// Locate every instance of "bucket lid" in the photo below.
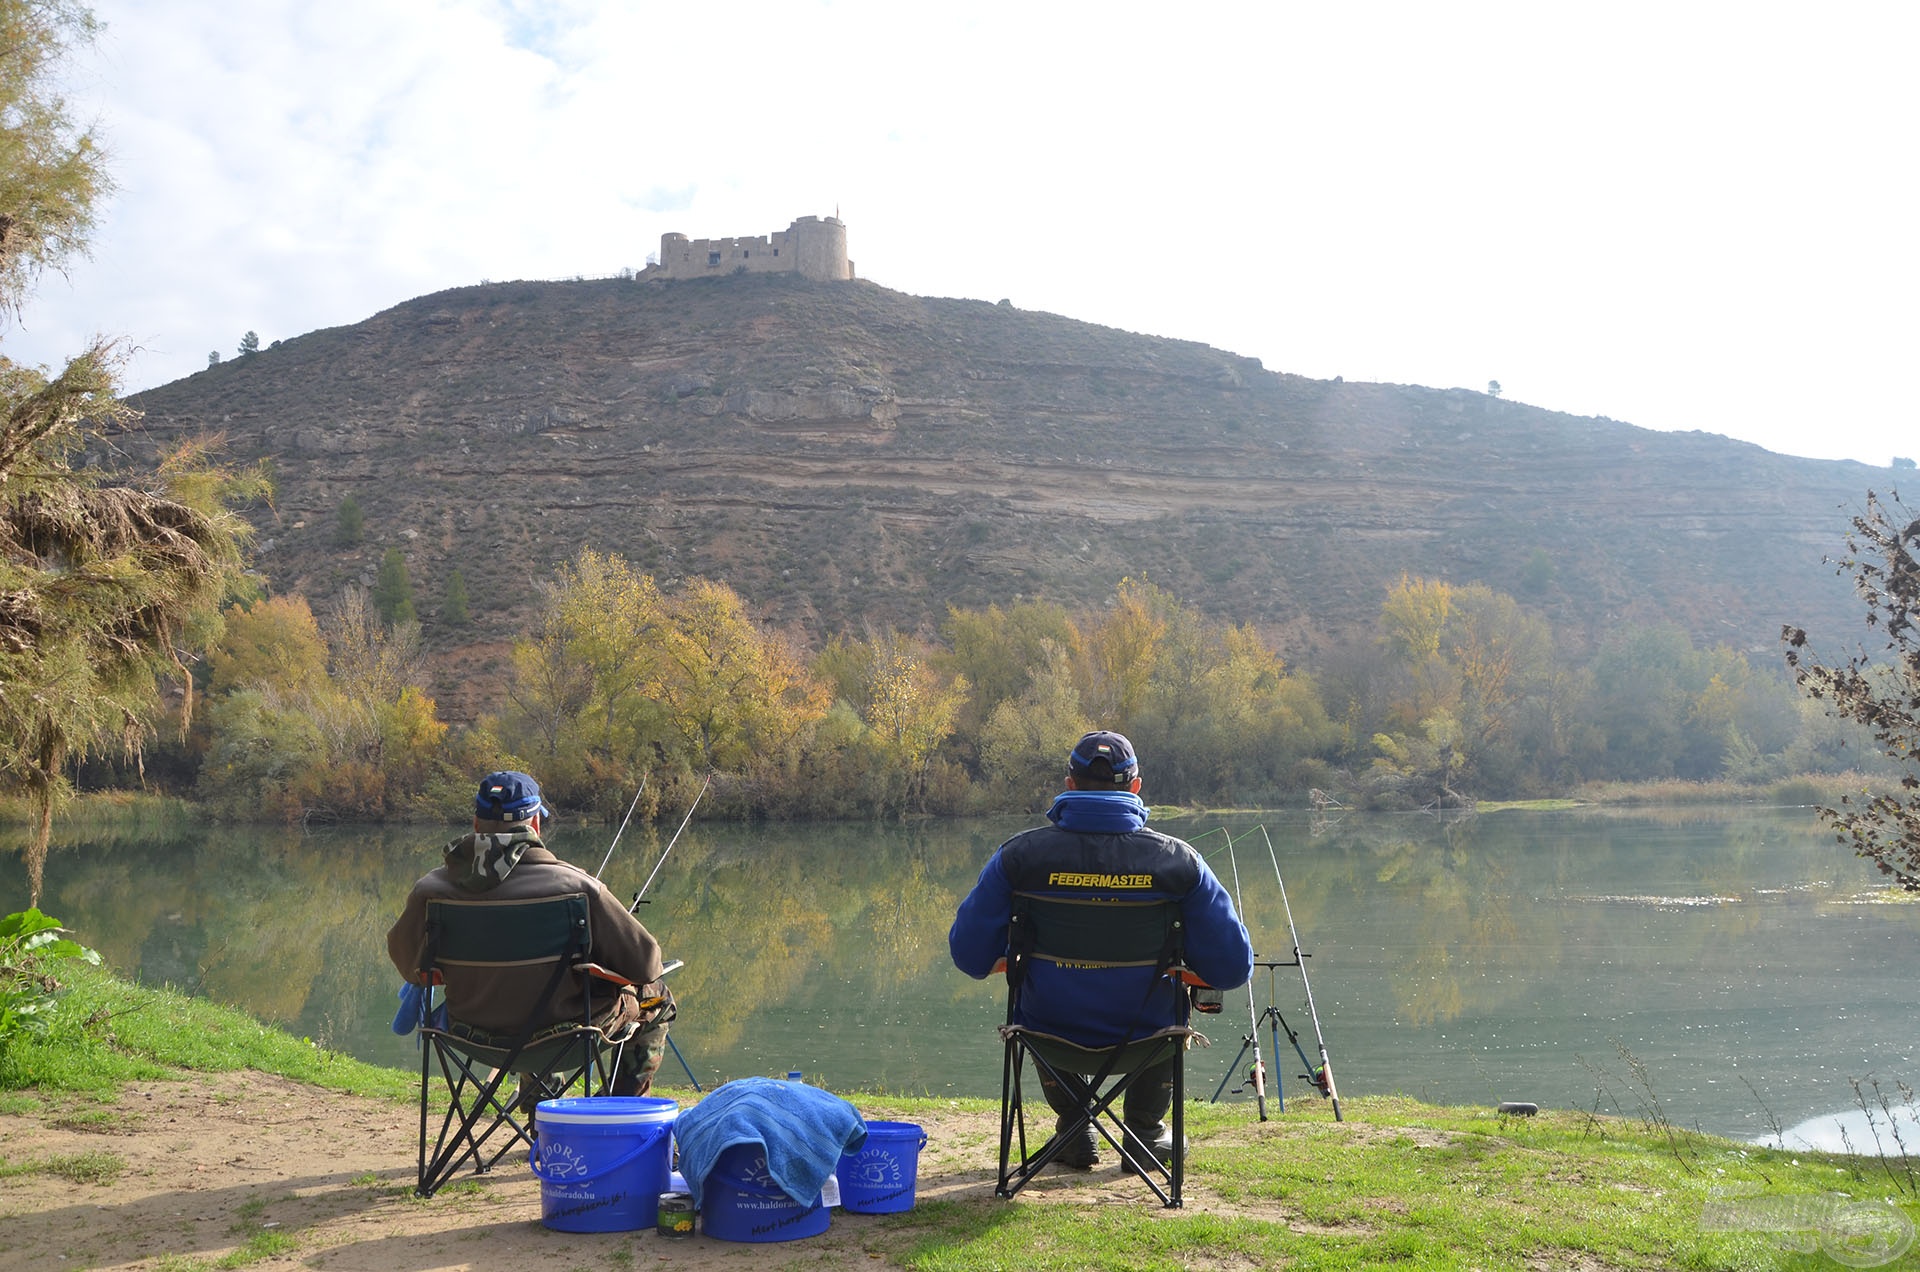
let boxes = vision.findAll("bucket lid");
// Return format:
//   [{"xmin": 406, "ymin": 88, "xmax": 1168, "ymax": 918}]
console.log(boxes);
[{"xmin": 537, "ymin": 1095, "xmax": 679, "ymax": 1125}]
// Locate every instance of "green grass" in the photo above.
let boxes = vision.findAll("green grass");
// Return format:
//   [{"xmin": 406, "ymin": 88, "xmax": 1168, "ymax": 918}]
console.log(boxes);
[
  {"xmin": 0, "ymin": 960, "xmax": 415, "ymax": 1102},
  {"xmin": 835, "ymin": 1094, "xmax": 1920, "ymax": 1271},
  {"xmin": 0, "ymin": 1148, "xmax": 125, "ymax": 1183},
  {"xmin": 3, "ymin": 965, "xmax": 1916, "ymax": 1270}
]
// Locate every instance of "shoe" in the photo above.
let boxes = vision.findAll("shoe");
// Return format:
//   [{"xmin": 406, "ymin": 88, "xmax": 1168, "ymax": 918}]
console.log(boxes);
[
  {"xmin": 1118, "ymin": 1122, "xmax": 1181, "ymax": 1176},
  {"xmin": 1049, "ymin": 1118, "xmax": 1099, "ymax": 1169}
]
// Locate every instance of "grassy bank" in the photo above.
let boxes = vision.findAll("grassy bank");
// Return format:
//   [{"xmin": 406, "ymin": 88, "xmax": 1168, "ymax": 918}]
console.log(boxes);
[{"xmin": 4, "ymin": 965, "xmax": 1917, "ymax": 1269}]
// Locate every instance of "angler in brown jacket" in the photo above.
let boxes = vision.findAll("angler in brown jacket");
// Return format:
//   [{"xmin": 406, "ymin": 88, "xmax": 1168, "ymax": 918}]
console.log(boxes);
[{"xmin": 387, "ymin": 770, "xmax": 673, "ymax": 1095}]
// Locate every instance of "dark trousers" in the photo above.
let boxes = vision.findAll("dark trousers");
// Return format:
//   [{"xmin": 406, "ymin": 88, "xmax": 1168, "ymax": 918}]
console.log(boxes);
[{"xmin": 1036, "ymin": 1056, "xmax": 1175, "ymax": 1129}]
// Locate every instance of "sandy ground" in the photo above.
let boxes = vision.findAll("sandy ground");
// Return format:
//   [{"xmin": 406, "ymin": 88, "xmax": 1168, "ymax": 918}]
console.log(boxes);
[{"xmin": 0, "ymin": 1071, "xmax": 1209, "ymax": 1271}]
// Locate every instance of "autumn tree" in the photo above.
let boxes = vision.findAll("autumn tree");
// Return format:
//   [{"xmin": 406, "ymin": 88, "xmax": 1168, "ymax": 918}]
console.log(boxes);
[
  {"xmin": 208, "ymin": 595, "xmax": 328, "ymax": 697},
  {"xmin": 813, "ymin": 627, "xmax": 969, "ymax": 813},
  {"xmin": 653, "ymin": 578, "xmax": 826, "ymax": 777},
  {"xmin": 941, "ymin": 599, "xmax": 1079, "ymax": 738},
  {"xmin": 1, "ymin": 1, "xmax": 263, "ymax": 899},
  {"xmin": 1078, "ymin": 577, "xmax": 1176, "ymax": 729},
  {"xmin": 197, "ymin": 589, "xmax": 448, "ymax": 821},
  {"xmin": 504, "ymin": 549, "xmax": 668, "ymax": 803},
  {"xmin": 1784, "ymin": 491, "xmax": 1920, "ymax": 888}
]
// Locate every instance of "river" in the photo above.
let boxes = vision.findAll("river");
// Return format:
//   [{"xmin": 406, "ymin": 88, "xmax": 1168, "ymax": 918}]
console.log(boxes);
[{"xmin": 4, "ymin": 803, "xmax": 1913, "ymax": 1147}]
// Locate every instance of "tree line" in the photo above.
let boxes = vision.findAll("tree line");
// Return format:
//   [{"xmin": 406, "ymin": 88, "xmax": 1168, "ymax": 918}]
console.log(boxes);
[{"xmin": 167, "ymin": 548, "xmax": 1893, "ymax": 828}]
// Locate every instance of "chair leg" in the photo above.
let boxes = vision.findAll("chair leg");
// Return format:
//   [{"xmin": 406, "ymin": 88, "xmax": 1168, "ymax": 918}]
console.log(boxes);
[
  {"xmin": 1169, "ymin": 1043, "xmax": 1185, "ymax": 1208},
  {"xmin": 418, "ymin": 1045, "xmax": 527, "ymax": 1197}
]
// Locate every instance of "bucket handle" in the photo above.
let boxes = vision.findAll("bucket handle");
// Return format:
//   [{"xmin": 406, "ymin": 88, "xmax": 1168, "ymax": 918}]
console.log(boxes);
[{"xmin": 529, "ymin": 1129, "xmax": 661, "ymax": 1185}]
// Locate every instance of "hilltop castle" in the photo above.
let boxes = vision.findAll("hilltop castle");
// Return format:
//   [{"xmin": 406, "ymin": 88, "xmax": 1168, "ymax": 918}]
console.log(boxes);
[{"xmin": 654, "ymin": 215, "xmax": 854, "ymax": 283}]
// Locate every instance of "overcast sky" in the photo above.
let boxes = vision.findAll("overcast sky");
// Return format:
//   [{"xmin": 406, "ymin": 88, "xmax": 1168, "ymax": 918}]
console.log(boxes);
[{"xmin": 8, "ymin": 1, "xmax": 1916, "ymax": 467}]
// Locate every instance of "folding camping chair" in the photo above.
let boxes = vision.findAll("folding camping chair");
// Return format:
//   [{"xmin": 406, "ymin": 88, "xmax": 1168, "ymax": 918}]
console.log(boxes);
[
  {"xmin": 412, "ymin": 892, "xmax": 665, "ymax": 1197},
  {"xmin": 996, "ymin": 894, "xmax": 1200, "ymax": 1208}
]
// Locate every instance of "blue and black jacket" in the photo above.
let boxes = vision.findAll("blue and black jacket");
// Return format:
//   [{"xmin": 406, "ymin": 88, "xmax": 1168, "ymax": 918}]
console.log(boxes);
[{"xmin": 949, "ymin": 791, "xmax": 1254, "ymax": 1048}]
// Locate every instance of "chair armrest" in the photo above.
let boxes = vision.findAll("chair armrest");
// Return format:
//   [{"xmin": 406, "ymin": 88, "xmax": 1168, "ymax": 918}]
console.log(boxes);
[{"xmin": 576, "ymin": 962, "xmax": 636, "ymax": 988}]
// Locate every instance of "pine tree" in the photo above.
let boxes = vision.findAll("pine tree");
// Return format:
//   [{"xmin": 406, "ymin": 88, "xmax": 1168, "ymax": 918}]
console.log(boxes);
[
  {"xmin": 334, "ymin": 494, "xmax": 364, "ymax": 545},
  {"xmin": 374, "ymin": 548, "xmax": 417, "ymax": 624},
  {"xmin": 441, "ymin": 569, "xmax": 470, "ymax": 626}
]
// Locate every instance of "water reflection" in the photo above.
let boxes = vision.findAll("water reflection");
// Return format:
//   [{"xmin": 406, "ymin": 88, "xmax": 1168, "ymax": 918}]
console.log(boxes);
[{"xmin": 3, "ymin": 806, "xmax": 1914, "ymax": 1144}]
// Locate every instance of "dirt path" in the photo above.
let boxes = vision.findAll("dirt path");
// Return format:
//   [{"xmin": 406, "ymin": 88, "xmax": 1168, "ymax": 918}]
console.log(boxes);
[{"xmin": 0, "ymin": 1072, "xmax": 1191, "ymax": 1271}]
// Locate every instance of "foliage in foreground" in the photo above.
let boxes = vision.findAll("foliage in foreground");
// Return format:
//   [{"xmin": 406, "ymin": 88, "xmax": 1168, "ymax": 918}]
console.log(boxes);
[{"xmin": 0, "ymin": 909, "xmax": 98, "ymax": 1052}]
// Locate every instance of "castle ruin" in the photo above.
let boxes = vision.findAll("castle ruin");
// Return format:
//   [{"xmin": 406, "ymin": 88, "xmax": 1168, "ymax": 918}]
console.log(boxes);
[{"xmin": 654, "ymin": 215, "xmax": 854, "ymax": 283}]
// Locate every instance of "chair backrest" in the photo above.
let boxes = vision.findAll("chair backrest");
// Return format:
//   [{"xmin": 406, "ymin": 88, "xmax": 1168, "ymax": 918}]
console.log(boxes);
[
  {"xmin": 424, "ymin": 893, "xmax": 592, "ymax": 970},
  {"xmin": 421, "ymin": 893, "xmax": 594, "ymax": 1037},
  {"xmin": 1007, "ymin": 893, "xmax": 1185, "ymax": 988}
]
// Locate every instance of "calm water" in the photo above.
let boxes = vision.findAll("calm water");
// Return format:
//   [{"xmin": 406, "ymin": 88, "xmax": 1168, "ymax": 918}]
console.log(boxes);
[{"xmin": 3, "ymin": 805, "xmax": 1913, "ymax": 1145}]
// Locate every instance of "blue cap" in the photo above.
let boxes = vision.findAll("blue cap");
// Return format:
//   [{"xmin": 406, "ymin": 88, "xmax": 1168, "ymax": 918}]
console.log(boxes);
[
  {"xmin": 1069, "ymin": 731, "xmax": 1138, "ymax": 786},
  {"xmin": 475, "ymin": 770, "xmax": 552, "ymax": 823}
]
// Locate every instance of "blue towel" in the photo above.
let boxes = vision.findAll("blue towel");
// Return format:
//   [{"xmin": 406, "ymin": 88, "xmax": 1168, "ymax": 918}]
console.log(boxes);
[
  {"xmin": 389, "ymin": 981, "xmax": 446, "ymax": 1036},
  {"xmin": 674, "ymin": 1077, "xmax": 868, "ymax": 1210}
]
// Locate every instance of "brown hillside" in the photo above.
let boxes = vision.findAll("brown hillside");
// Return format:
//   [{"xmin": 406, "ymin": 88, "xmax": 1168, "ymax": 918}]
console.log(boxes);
[{"xmin": 119, "ymin": 272, "xmax": 1878, "ymax": 719}]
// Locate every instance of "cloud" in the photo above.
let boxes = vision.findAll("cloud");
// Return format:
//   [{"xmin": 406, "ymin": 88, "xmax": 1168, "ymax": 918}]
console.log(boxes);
[{"xmin": 3, "ymin": 0, "xmax": 1916, "ymax": 467}]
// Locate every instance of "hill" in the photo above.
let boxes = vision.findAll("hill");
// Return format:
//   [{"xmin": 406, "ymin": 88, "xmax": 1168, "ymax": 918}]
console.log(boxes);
[{"xmin": 118, "ymin": 272, "xmax": 1881, "ymax": 717}]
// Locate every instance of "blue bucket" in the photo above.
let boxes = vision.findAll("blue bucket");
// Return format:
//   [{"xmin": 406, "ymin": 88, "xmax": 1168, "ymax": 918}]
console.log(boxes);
[
  {"xmin": 836, "ymin": 1121, "xmax": 928, "ymax": 1214},
  {"xmin": 530, "ymin": 1096, "xmax": 676, "ymax": 1233},
  {"xmin": 701, "ymin": 1143, "xmax": 829, "ymax": 1242}
]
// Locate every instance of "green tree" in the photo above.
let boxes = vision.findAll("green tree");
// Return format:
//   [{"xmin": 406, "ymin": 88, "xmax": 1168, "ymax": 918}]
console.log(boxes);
[
  {"xmin": 237, "ymin": 330, "xmax": 260, "ymax": 357},
  {"xmin": 1784, "ymin": 491, "xmax": 1920, "ymax": 889},
  {"xmin": 0, "ymin": 1, "xmax": 107, "ymax": 318},
  {"xmin": 334, "ymin": 494, "xmax": 363, "ymax": 546},
  {"xmin": 207, "ymin": 350, "xmax": 220, "ymax": 367},
  {"xmin": 0, "ymin": 0, "xmax": 263, "ymax": 901},
  {"xmin": 440, "ymin": 568, "xmax": 470, "ymax": 626},
  {"xmin": 372, "ymin": 548, "xmax": 415, "ymax": 624}
]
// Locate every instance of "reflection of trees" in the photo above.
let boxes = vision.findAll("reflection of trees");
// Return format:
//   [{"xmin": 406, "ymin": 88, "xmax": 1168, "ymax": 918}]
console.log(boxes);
[{"xmin": 636, "ymin": 824, "xmax": 965, "ymax": 1060}]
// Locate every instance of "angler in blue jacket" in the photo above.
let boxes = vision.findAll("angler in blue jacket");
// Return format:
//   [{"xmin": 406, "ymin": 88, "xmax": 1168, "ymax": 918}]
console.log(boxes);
[{"xmin": 950, "ymin": 731, "xmax": 1254, "ymax": 1170}]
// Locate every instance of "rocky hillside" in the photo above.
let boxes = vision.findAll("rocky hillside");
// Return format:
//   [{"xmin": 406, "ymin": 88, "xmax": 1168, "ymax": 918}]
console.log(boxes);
[{"xmin": 118, "ymin": 271, "xmax": 1883, "ymax": 716}]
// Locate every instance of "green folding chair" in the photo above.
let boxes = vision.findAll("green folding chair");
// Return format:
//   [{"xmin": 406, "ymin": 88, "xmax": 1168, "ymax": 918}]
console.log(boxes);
[
  {"xmin": 412, "ymin": 893, "xmax": 652, "ymax": 1197},
  {"xmin": 996, "ymin": 894, "xmax": 1199, "ymax": 1208}
]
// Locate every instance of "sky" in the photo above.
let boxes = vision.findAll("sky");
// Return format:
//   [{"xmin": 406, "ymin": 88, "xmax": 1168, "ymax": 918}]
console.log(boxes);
[{"xmin": 8, "ymin": 0, "xmax": 1917, "ymax": 467}]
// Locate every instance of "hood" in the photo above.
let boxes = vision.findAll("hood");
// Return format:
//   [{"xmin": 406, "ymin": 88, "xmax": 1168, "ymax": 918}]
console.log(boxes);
[{"xmin": 441, "ymin": 829, "xmax": 541, "ymax": 892}]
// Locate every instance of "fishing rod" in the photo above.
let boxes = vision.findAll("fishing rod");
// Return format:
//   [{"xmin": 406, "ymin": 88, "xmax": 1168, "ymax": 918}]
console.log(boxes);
[
  {"xmin": 594, "ymin": 775, "xmax": 648, "ymax": 879},
  {"xmin": 1258, "ymin": 824, "xmax": 1343, "ymax": 1121},
  {"xmin": 1221, "ymin": 828, "xmax": 1269, "ymax": 1120},
  {"xmin": 630, "ymin": 770, "xmax": 712, "ymax": 912},
  {"xmin": 617, "ymin": 770, "xmax": 713, "ymax": 1092}
]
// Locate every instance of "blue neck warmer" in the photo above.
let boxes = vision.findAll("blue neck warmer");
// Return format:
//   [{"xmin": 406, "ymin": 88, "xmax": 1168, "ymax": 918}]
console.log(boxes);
[{"xmin": 1048, "ymin": 790, "xmax": 1149, "ymax": 834}]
